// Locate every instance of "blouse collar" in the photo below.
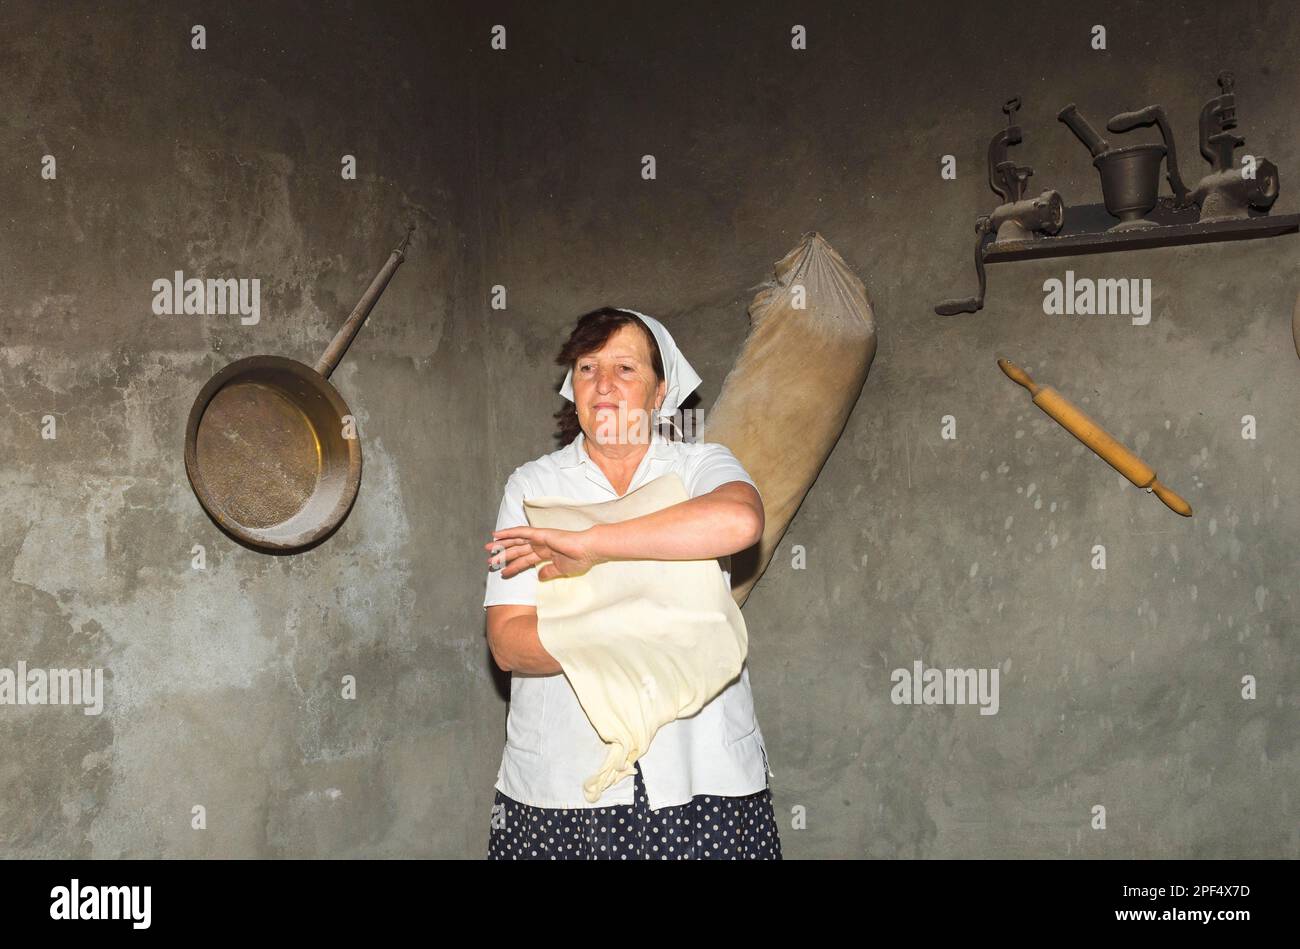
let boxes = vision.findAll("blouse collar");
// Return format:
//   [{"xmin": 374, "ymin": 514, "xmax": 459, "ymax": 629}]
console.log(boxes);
[{"xmin": 560, "ymin": 427, "xmax": 675, "ymax": 470}]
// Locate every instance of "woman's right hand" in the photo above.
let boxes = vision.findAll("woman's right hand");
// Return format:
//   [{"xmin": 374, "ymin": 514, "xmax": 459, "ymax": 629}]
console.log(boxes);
[{"xmin": 486, "ymin": 526, "xmax": 603, "ymax": 581}]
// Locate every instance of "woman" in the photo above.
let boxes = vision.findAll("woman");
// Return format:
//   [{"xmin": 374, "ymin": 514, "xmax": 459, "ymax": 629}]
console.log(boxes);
[{"xmin": 482, "ymin": 306, "xmax": 782, "ymax": 859}]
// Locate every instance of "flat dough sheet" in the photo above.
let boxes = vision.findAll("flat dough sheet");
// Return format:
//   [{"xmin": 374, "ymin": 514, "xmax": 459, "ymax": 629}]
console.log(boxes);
[{"xmin": 524, "ymin": 472, "xmax": 749, "ymax": 803}]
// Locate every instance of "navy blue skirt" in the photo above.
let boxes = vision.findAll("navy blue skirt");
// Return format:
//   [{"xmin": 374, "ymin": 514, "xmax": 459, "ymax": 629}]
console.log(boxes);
[{"xmin": 488, "ymin": 761, "xmax": 782, "ymax": 860}]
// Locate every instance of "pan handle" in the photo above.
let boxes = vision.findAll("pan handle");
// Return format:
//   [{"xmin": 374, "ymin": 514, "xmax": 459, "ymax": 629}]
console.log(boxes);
[{"xmin": 314, "ymin": 225, "xmax": 414, "ymax": 379}]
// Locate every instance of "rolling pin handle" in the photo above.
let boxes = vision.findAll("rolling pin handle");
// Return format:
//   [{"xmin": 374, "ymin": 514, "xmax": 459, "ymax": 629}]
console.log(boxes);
[
  {"xmin": 1151, "ymin": 480, "xmax": 1193, "ymax": 517},
  {"xmin": 997, "ymin": 358, "xmax": 1039, "ymax": 394}
]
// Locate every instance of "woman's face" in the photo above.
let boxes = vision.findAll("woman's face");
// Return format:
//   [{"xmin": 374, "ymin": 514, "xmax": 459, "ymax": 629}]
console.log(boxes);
[{"xmin": 572, "ymin": 323, "xmax": 667, "ymax": 447}]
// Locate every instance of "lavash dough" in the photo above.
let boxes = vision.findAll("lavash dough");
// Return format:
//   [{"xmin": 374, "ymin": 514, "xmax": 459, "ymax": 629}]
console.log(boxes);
[{"xmin": 523, "ymin": 472, "xmax": 748, "ymax": 803}]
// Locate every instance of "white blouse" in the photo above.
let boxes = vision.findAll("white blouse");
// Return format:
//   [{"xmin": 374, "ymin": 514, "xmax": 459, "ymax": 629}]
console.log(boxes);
[{"xmin": 483, "ymin": 429, "xmax": 772, "ymax": 810}]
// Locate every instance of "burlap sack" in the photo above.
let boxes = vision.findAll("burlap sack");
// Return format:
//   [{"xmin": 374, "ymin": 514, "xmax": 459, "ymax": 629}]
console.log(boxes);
[{"xmin": 702, "ymin": 231, "xmax": 878, "ymax": 607}]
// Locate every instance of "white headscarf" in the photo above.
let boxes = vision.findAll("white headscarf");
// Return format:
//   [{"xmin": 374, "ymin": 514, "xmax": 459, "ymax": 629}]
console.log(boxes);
[{"xmin": 559, "ymin": 308, "xmax": 702, "ymax": 437}]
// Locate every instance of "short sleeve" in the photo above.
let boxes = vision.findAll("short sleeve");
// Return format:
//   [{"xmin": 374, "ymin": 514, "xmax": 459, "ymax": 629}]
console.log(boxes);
[
  {"xmin": 482, "ymin": 470, "xmax": 540, "ymax": 611},
  {"xmin": 685, "ymin": 442, "xmax": 762, "ymax": 503}
]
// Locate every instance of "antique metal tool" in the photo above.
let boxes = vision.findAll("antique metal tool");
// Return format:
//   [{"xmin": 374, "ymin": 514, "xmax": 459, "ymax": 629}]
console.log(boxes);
[
  {"xmin": 933, "ymin": 83, "xmax": 1297, "ymax": 294},
  {"xmin": 1059, "ymin": 101, "xmax": 1191, "ymax": 231},
  {"xmin": 1188, "ymin": 71, "xmax": 1279, "ymax": 223},
  {"xmin": 935, "ymin": 98, "xmax": 1064, "ymax": 315},
  {"xmin": 1293, "ymin": 289, "xmax": 1300, "ymax": 362},
  {"xmin": 998, "ymin": 358, "xmax": 1191, "ymax": 517},
  {"xmin": 184, "ymin": 227, "xmax": 413, "ymax": 552}
]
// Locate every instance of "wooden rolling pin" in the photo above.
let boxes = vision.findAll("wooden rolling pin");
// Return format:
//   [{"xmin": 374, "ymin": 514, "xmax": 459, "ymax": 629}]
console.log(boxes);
[{"xmin": 998, "ymin": 358, "xmax": 1192, "ymax": 517}]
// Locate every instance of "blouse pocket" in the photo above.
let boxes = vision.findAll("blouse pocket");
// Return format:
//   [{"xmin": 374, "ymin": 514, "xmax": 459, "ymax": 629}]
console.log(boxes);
[{"xmin": 506, "ymin": 674, "xmax": 547, "ymax": 755}]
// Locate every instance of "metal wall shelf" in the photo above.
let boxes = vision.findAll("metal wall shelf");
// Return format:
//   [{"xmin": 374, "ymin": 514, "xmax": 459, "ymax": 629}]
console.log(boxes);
[{"xmin": 982, "ymin": 198, "xmax": 1300, "ymax": 263}]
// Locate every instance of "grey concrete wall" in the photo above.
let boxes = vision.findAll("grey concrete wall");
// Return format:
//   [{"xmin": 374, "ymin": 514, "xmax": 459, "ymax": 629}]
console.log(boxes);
[{"xmin": 1, "ymin": 0, "xmax": 1295, "ymax": 858}]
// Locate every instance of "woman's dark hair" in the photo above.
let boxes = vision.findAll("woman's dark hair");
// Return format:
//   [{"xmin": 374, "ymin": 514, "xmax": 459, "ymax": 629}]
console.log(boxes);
[{"xmin": 554, "ymin": 307, "xmax": 666, "ymax": 445}]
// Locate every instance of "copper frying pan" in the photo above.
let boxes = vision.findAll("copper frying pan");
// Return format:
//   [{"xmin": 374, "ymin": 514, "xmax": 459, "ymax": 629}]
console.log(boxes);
[{"xmin": 184, "ymin": 229, "xmax": 412, "ymax": 552}]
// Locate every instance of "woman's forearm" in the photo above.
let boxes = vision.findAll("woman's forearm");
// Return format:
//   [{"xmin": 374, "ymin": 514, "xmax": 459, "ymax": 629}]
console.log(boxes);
[
  {"xmin": 587, "ymin": 486, "xmax": 762, "ymax": 563},
  {"xmin": 498, "ymin": 612, "xmax": 563, "ymax": 675}
]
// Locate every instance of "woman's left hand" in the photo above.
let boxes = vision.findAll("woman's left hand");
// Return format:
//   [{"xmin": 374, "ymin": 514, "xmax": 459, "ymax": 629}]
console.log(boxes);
[{"xmin": 486, "ymin": 526, "xmax": 603, "ymax": 581}]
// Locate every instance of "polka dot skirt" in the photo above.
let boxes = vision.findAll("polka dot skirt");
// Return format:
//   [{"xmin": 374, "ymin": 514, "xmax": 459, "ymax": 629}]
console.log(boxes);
[{"xmin": 488, "ymin": 761, "xmax": 782, "ymax": 860}]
